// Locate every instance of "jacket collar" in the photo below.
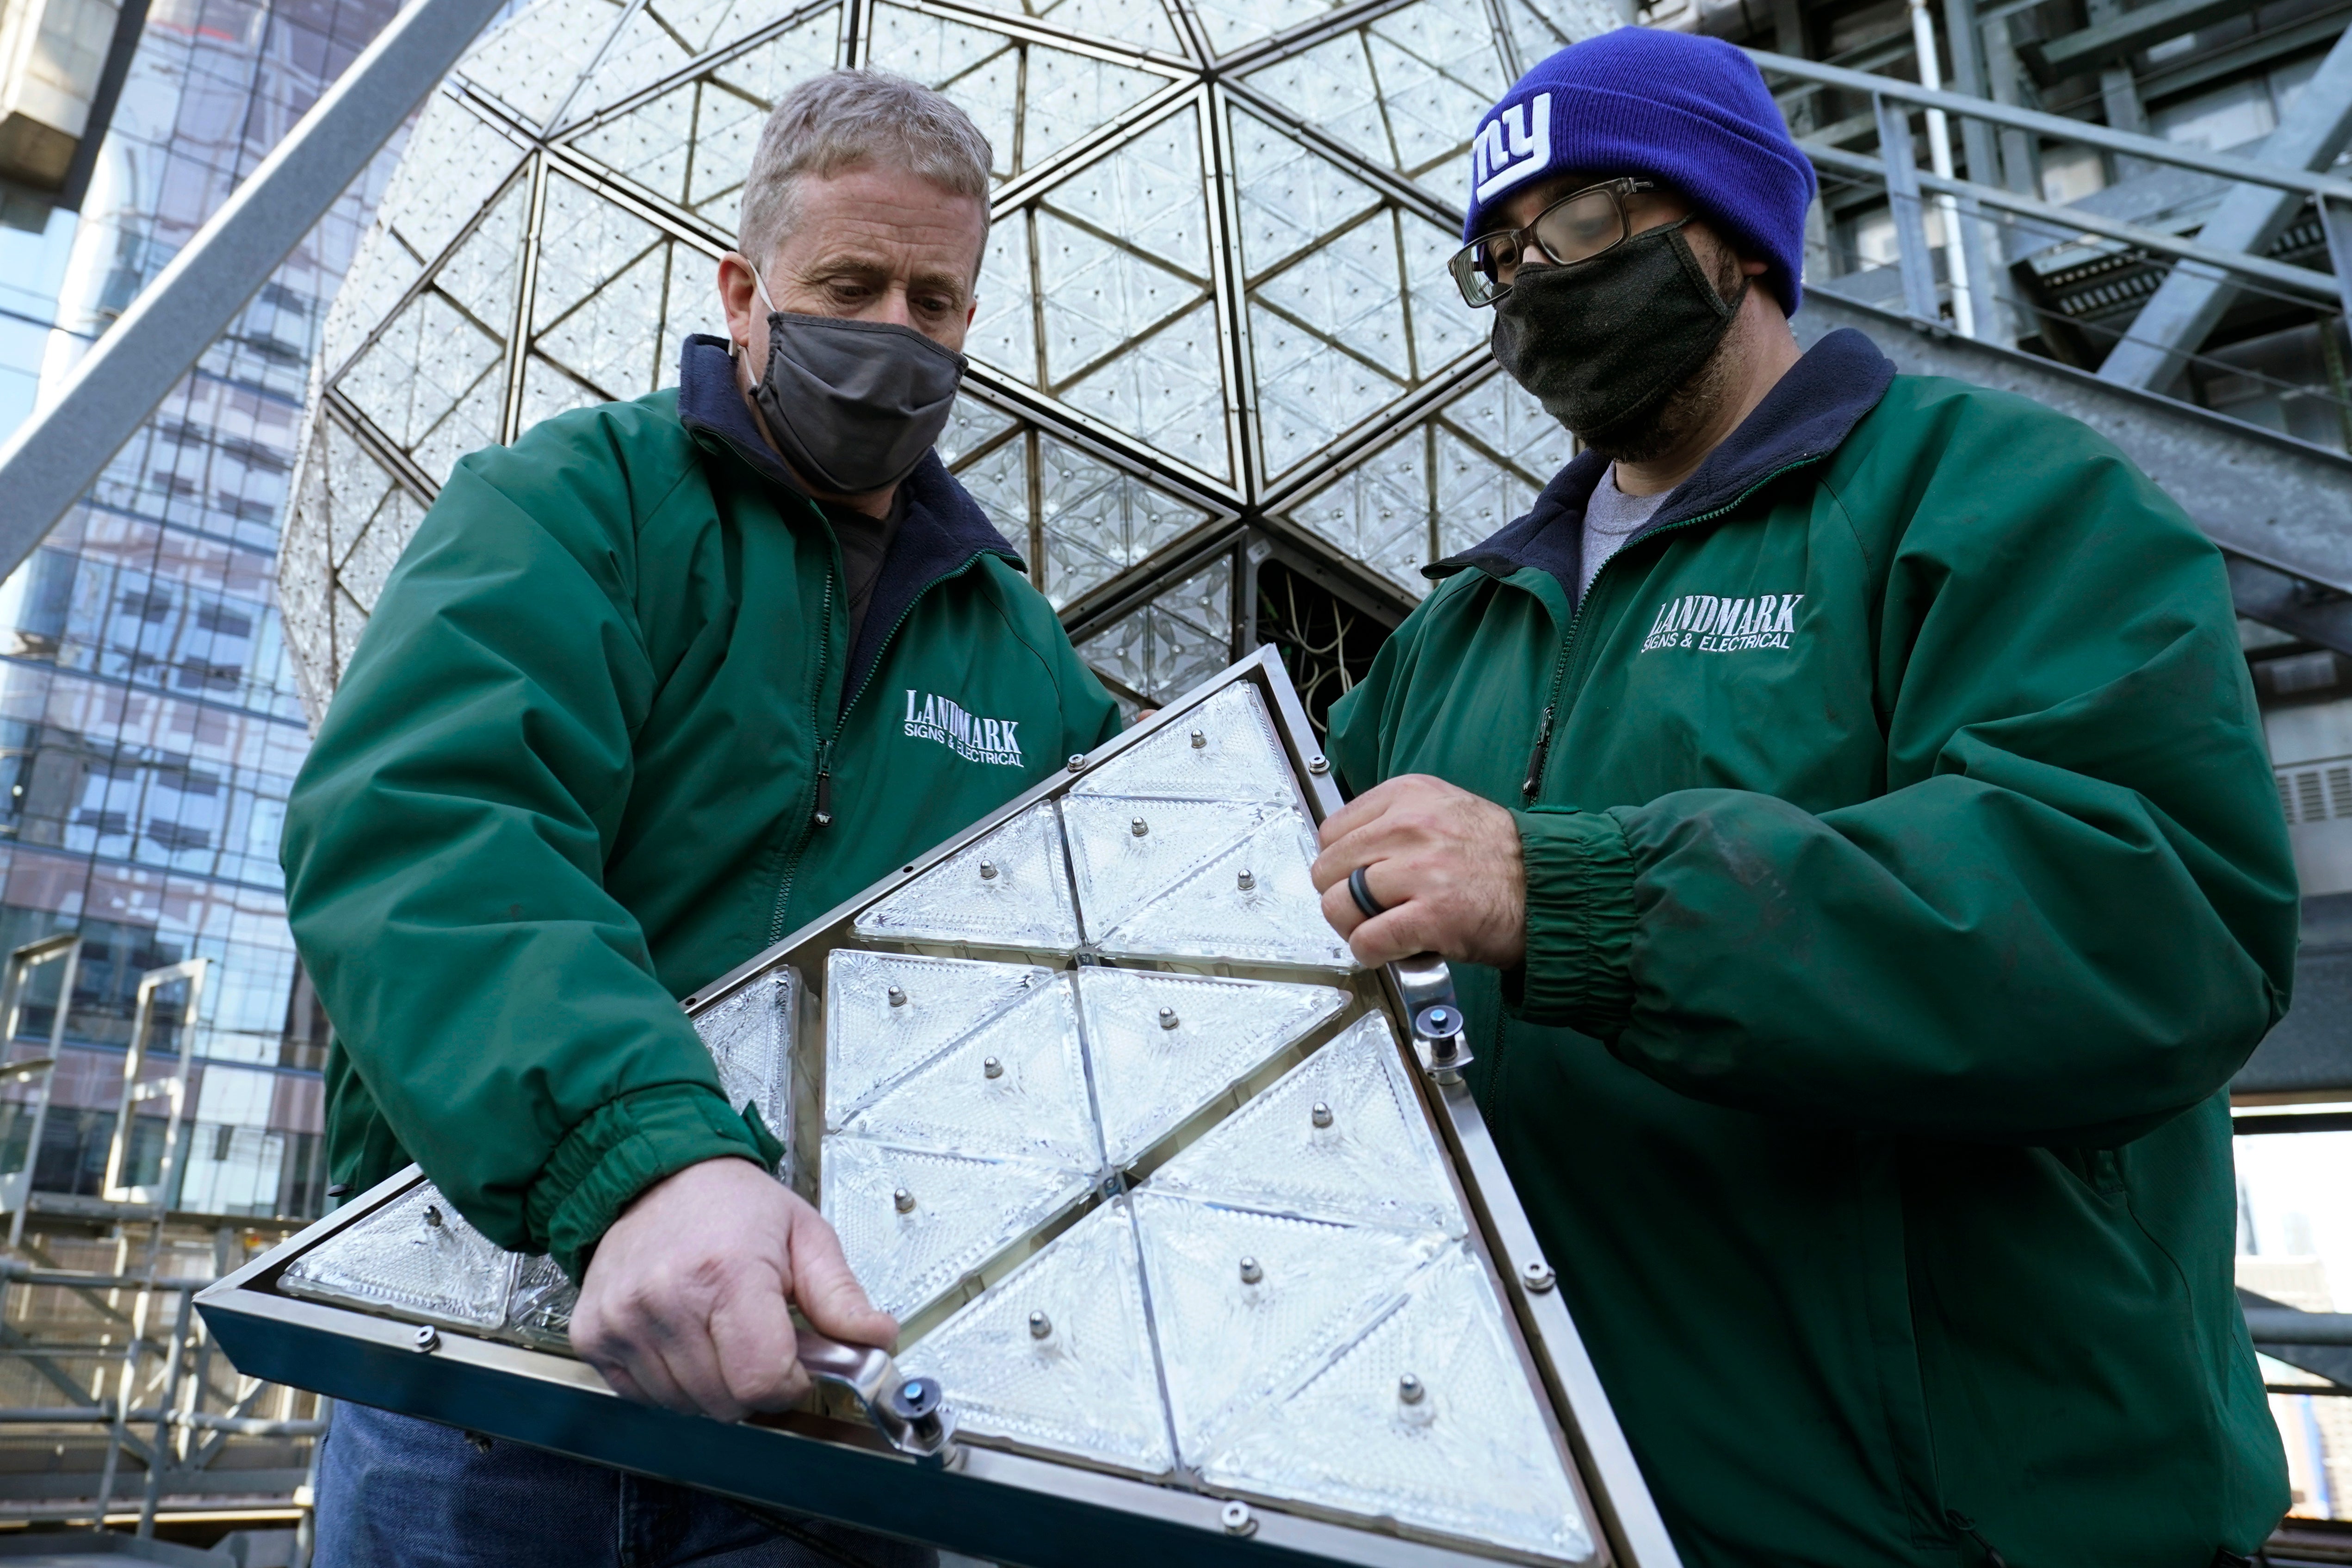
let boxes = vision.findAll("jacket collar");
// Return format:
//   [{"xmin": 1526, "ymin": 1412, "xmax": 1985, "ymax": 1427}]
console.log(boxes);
[
  {"xmin": 1430, "ymin": 328, "xmax": 1898, "ymax": 595},
  {"xmin": 676, "ymin": 333, "xmax": 1023, "ymax": 693}
]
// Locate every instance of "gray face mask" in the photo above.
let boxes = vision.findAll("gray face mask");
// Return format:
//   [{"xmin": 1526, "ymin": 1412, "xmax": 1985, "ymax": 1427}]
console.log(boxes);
[{"xmin": 743, "ymin": 268, "xmax": 967, "ymax": 494}]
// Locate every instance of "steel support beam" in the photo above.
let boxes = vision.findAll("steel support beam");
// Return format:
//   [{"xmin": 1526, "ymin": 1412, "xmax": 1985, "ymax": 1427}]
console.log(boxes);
[
  {"xmin": 0, "ymin": 0, "xmax": 507, "ymax": 580},
  {"xmin": 1795, "ymin": 292, "xmax": 2352, "ymax": 651},
  {"xmin": 2098, "ymin": 23, "xmax": 2352, "ymax": 393}
]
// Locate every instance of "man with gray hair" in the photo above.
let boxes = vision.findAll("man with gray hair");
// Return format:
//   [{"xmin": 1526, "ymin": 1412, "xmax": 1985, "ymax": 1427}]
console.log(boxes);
[{"xmin": 284, "ymin": 71, "xmax": 1119, "ymax": 1564}]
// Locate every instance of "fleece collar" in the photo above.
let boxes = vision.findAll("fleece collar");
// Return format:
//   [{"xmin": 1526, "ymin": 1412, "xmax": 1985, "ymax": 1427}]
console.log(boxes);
[
  {"xmin": 1430, "ymin": 327, "xmax": 1897, "ymax": 598},
  {"xmin": 675, "ymin": 333, "xmax": 1021, "ymax": 694}
]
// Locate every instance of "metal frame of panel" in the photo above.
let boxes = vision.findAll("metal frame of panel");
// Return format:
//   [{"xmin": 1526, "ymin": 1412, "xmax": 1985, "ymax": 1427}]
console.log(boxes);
[{"xmin": 196, "ymin": 647, "xmax": 1678, "ymax": 1568}]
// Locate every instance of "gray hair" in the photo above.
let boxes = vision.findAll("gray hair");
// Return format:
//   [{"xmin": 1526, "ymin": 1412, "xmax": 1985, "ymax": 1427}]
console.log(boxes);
[{"xmin": 737, "ymin": 70, "xmax": 993, "ymax": 273}]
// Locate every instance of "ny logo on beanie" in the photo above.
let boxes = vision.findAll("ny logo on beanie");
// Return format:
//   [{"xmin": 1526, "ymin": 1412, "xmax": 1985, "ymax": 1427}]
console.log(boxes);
[{"xmin": 1473, "ymin": 92, "xmax": 1553, "ymax": 203}]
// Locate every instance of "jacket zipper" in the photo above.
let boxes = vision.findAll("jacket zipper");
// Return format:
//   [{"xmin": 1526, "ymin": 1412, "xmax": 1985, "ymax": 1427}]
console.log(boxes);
[
  {"xmin": 1518, "ymin": 455, "xmax": 1829, "ymax": 804},
  {"xmin": 763, "ymin": 552, "xmax": 1008, "ymax": 946},
  {"xmin": 1495, "ymin": 453, "xmax": 1832, "ymax": 1095}
]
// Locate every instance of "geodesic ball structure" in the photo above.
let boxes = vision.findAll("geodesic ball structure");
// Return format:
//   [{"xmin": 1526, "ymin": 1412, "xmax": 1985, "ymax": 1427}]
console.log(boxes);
[{"xmin": 278, "ymin": 0, "xmax": 1616, "ymax": 723}]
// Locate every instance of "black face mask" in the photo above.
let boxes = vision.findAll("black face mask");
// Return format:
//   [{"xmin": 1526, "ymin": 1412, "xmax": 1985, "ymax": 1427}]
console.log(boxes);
[
  {"xmin": 744, "ymin": 275, "xmax": 967, "ymax": 495},
  {"xmin": 1488, "ymin": 219, "xmax": 1747, "ymax": 445}
]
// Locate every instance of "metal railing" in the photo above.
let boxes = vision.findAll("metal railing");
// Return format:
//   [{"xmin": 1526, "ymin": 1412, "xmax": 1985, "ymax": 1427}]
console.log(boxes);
[{"xmin": 1751, "ymin": 45, "xmax": 2352, "ymax": 329}]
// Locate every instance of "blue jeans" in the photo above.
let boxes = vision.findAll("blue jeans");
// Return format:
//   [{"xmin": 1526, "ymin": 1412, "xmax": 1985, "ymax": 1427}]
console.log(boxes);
[{"xmin": 315, "ymin": 1402, "xmax": 940, "ymax": 1568}]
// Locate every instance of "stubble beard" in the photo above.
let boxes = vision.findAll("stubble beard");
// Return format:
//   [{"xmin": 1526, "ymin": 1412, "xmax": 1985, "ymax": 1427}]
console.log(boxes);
[{"xmin": 1578, "ymin": 243, "xmax": 1750, "ymax": 466}]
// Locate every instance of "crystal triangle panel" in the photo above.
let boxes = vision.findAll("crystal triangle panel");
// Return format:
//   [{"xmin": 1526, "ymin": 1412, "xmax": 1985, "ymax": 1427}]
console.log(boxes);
[
  {"xmin": 1199, "ymin": 1245, "xmax": 1595, "ymax": 1562},
  {"xmin": 1035, "ymin": 431, "xmax": 1213, "ymax": 608},
  {"xmin": 941, "ymin": 0, "xmax": 1181, "ymax": 56},
  {"xmin": 820, "ymin": 1137, "xmax": 1090, "ymax": 1321},
  {"xmin": 1129, "ymin": 1190, "xmax": 1442, "ymax": 1462},
  {"xmin": 840, "ymin": 976, "xmax": 1098, "ymax": 1169},
  {"xmin": 1061, "ymin": 795, "xmax": 1287, "ymax": 936},
  {"xmin": 899, "ymin": 1200, "xmax": 1174, "ymax": 1475},
  {"xmin": 430, "ymin": 176, "xmax": 529, "ymax": 333},
  {"xmin": 824, "ymin": 951, "xmax": 1055, "ymax": 1124},
  {"xmin": 457, "ymin": 0, "xmax": 631, "ymax": 130},
  {"xmin": 692, "ymin": 966, "xmax": 798, "ymax": 1148},
  {"xmin": 279, "ymin": 1183, "xmax": 517, "ymax": 1329},
  {"xmin": 1037, "ymin": 211, "xmax": 1204, "ymax": 386},
  {"xmin": 1149, "ymin": 1012, "xmax": 1461, "ymax": 1234},
  {"xmin": 854, "ymin": 803, "xmax": 1081, "ymax": 951},
  {"xmin": 1074, "ymin": 967, "xmax": 1344, "ymax": 1165},
  {"xmin": 1072, "ymin": 671, "xmax": 1292, "ymax": 805},
  {"xmin": 1095, "ymin": 807, "xmax": 1350, "ymax": 968}
]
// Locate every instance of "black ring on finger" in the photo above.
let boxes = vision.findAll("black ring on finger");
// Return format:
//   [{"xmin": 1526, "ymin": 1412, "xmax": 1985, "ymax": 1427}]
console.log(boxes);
[{"xmin": 1348, "ymin": 864, "xmax": 1387, "ymax": 919}]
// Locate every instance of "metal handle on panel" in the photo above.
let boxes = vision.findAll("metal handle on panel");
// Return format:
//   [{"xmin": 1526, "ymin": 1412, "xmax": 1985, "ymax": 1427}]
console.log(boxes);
[
  {"xmin": 795, "ymin": 1330, "xmax": 956, "ymax": 1463},
  {"xmin": 1389, "ymin": 954, "xmax": 1473, "ymax": 1084}
]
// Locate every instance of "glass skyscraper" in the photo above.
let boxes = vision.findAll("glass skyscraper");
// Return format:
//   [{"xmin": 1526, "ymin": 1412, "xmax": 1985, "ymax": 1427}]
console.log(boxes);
[{"xmin": 0, "ymin": 0, "xmax": 403, "ymax": 1217}]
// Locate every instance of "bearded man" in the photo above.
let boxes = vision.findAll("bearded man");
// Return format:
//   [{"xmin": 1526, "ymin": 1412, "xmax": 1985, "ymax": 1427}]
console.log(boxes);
[{"xmin": 1313, "ymin": 28, "xmax": 2297, "ymax": 1568}]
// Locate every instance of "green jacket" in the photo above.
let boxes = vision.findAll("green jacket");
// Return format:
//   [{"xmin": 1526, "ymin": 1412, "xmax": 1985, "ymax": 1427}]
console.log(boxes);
[
  {"xmin": 1326, "ymin": 330, "xmax": 2296, "ymax": 1567},
  {"xmin": 283, "ymin": 337, "xmax": 1120, "ymax": 1277}
]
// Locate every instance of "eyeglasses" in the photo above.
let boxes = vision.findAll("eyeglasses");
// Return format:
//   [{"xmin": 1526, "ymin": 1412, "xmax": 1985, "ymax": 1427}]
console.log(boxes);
[{"xmin": 1448, "ymin": 178, "xmax": 1659, "ymax": 308}]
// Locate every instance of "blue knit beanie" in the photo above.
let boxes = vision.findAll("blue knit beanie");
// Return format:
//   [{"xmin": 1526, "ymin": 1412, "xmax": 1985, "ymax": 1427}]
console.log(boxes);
[{"xmin": 1462, "ymin": 29, "xmax": 1818, "ymax": 314}]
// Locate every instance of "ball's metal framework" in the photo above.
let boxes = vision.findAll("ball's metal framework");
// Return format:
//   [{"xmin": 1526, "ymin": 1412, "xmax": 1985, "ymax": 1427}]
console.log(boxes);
[{"xmin": 277, "ymin": 0, "xmax": 1620, "ymax": 722}]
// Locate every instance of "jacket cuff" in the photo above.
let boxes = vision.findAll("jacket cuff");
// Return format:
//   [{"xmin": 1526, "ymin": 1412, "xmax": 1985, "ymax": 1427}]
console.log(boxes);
[
  {"xmin": 530, "ymin": 1084, "xmax": 782, "ymax": 1280},
  {"xmin": 1503, "ymin": 807, "xmax": 1637, "ymax": 1037}
]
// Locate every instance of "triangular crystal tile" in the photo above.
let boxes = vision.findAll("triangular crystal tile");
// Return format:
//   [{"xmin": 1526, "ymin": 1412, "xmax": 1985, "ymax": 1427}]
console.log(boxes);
[
  {"xmin": 707, "ymin": 8, "xmax": 844, "ymax": 106},
  {"xmin": 530, "ymin": 175, "xmax": 667, "ymax": 343},
  {"xmin": 1061, "ymin": 795, "xmax": 1281, "ymax": 937},
  {"xmin": 563, "ymin": 0, "xmax": 747, "ymax": 125},
  {"xmin": 506, "ymin": 1252, "xmax": 579, "ymax": 1348},
  {"xmin": 1283, "ymin": 425, "xmax": 1434, "ymax": 598},
  {"xmin": 1239, "ymin": 36, "xmax": 1390, "ymax": 182},
  {"xmin": 407, "ymin": 371, "xmax": 507, "ymax": 491},
  {"xmin": 952, "ymin": 431, "xmax": 1030, "ymax": 545},
  {"xmin": 457, "ymin": 0, "xmax": 630, "ymax": 130},
  {"xmin": 1130, "ymin": 1190, "xmax": 1442, "ymax": 1462},
  {"xmin": 1439, "ymin": 369, "xmax": 1576, "ymax": 482},
  {"xmin": 1073, "ymin": 681, "xmax": 1293, "ymax": 804},
  {"xmin": 966, "ymin": 217, "xmax": 1037, "ymax": 384},
  {"xmin": 824, "ymin": 951, "xmax": 1054, "ymax": 1125},
  {"xmin": 940, "ymin": 396, "xmax": 1019, "ymax": 465},
  {"xmin": 1188, "ymin": 0, "xmax": 1342, "ymax": 57},
  {"xmin": 1223, "ymin": 101, "xmax": 1383, "ymax": 283},
  {"xmin": 863, "ymin": 4, "xmax": 1019, "ymax": 179},
  {"xmin": 1021, "ymin": 46, "xmax": 1172, "ymax": 177},
  {"xmin": 279, "ymin": 1183, "xmax": 517, "ymax": 1329},
  {"xmin": 943, "ymin": 0, "xmax": 1182, "ymax": 55},
  {"xmin": 1250, "ymin": 288, "xmax": 1405, "ymax": 479},
  {"xmin": 1041, "ymin": 107, "xmax": 1210, "ymax": 278},
  {"xmin": 322, "ymin": 421, "xmax": 396, "ymax": 566},
  {"xmin": 1035, "ymin": 433, "xmax": 1212, "ymax": 610},
  {"xmin": 1200, "ymin": 1245, "xmax": 1595, "ymax": 1563},
  {"xmin": 536, "ymin": 239, "xmax": 670, "ymax": 401},
  {"xmin": 339, "ymin": 291, "xmax": 504, "ymax": 456},
  {"xmin": 1149, "ymin": 1013, "xmax": 1462, "ymax": 1234},
  {"xmin": 840, "ymin": 976, "xmax": 1097, "ymax": 1169},
  {"xmin": 375, "ymin": 93, "xmax": 529, "ymax": 279},
  {"xmin": 1075, "ymin": 968, "xmax": 1344, "ymax": 1165},
  {"xmin": 1059, "ymin": 297, "xmax": 1231, "ymax": 481},
  {"xmin": 820, "ymin": 1137, "xmax": 1090, "ymax": 1321},
  {"xmin": 1037, "ymin": 211, "xmax": 1204, "ymax": 386},
  {"xmin": 1074, "ymin": 555, "xmax": 1232, "ymax": 704},
  {"xmin": 1434, "ymin": 425, "xmax": 1543, "ymax": 563},
  {"xmin": 899, "ymin": 1200, "xmax": 1173, "ymax": 1475},
  {"xmin": 518, "ymin": 353, "xmax": 605, "ymax": 433},
  {"xmin": 430, "ymin": 177, "xmax": 528, "ymax": 332},
  {"xmin": 336, "ymin": 489, "xmax": 428, "ymax": 612},
  {"xmin": 854, "ymin": 803, "xmax": 1080, "ymax": 951},
  {"xmin": 691, "ymin": 966, "xmax": 798, "ymax": 1150},
  {"xmin": 1095, "ymin": 807, "xmax": 1353, "ymax": 969},
  {"xmin": 1364, "ymin": 0, "xmax": 1508, "ymax": 177},
  {"xmin": 568, "ymin": 77, "xmax": 698, "ymax": 203}
]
